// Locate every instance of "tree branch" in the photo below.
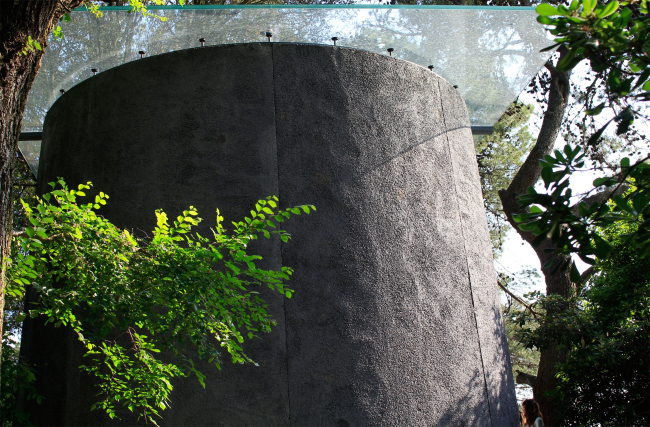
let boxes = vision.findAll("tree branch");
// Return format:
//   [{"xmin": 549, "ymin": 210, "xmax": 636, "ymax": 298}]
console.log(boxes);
[
  {"xmin": 58, "ymin": 0, "xmax": 72, "ymax": 13},
  {"xmin": 497, "ymin": 279, "xmax": 541, "ymax": 320},
  {"xmin": 544, "ymin": 59, "xmax": 558, "ymax": 75},
  {"xmin": 516, "ymin": 370, "xmax": 538, "ymax": 387},
  {"xmin": 498, "ymin": 47, "xmax": 575, "ymax": 298},
  {"xmin": 504, "ymin": 47, "xmax": 571, "ymax": 199},
  {"xmin": 571, "ymin": 184, "xmax": 629, "ymax": 216},
  {"xmin": 12, "ymin": 230, "xmax": 62, "ymax": 242}
]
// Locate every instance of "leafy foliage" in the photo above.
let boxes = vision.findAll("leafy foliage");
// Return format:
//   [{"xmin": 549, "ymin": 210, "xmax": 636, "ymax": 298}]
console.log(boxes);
[
  {"xmin": 20, "ymin": 0, "xmax": 182, "ymax": 55},
  {"xmin": 1, "ymin": 155, "xmax": 38, "ymax": 426},
  {"xmin": 516, "ymin": 222, "xmax": 649, "ymax": 426},
  {"xmin": 503, "ymin": 299, "xmax": 541, "ymax": 379},
  {"xmin": 7, "ymin": 179, "xmax": 314, "ymax": 424},
  {"xmin": 522, "ymin": 1, "xmax": 650, "ymax": 270},
  {"xmin": 515, "ymin": 146, "xmax": 649, "ymax": 272},
  {"xmin": 537, "ymin": 0, "xmax": 650, "ymax": 142},
  {"xmin": 498, "ymin": 2, "xmax": 650, "ymax": 419},
  {"xmin": 0, "ymin": 335, "xmax": 42, "ymax": 427}
]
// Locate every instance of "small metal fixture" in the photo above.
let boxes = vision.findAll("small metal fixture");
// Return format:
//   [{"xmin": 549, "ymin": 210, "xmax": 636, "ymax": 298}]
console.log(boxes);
[
  {"xmin": 265, "ymin": 32, "xmax": 272, "ymax": 42},
  {"xmin": 471, "ymin": 126, "xmax": 494, "ymax": 135},
  {"xmin": 59, "ymin": 89, "xmax": 66, "ymax": 95},
  {"xmin": 199, "ymin": 38, "xmax": 206, "ymax": 47},
  {"xmin": 428, "ymin": 65, "xmax": 434, "ymax": 71},
  {"xmin": 453, "ymin": 85, "xmax": 459, "ymax": 89},
  {"xmin": 387, "ymin": 48, "xmax": 394, "ymax": 56},
  {"xmin": 332, "ymin": 37, "xmax": 338, "ymax": 46},
  {"xmin": 138, "ymin": 50, "xmax": 145, "ymax": 59},
  {"xmin": 91, "ymin": 68, "xmax": 98, "ymax": 76}
]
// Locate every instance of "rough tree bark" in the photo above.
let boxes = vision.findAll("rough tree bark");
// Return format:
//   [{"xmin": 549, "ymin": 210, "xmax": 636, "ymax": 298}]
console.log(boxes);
[
  {"xmin": 0, "ymin": 0, "xmax": 84, "ymax": 386},
  {"xmin": 499, "ymin": 48, "xmax": 573, "ymax": 426}
]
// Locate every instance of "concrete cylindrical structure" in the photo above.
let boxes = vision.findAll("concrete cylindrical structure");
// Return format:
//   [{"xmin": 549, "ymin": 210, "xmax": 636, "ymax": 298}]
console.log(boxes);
[{"xmin": 25, "ymin": 43, "xmax": 518, "ymax": 426}]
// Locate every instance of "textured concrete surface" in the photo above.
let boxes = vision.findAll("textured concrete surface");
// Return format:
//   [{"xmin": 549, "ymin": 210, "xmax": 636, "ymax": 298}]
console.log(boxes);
[{"xmin": 24, "ymin": 43, "xmax": 518, "ymax": 426}]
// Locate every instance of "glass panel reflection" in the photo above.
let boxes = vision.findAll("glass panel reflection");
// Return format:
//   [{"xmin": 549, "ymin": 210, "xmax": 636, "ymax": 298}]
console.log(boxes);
[
  {"xmin": 18, "ymin": 141, "xmax": 41, "ymax": 178},
  {"xmin": 23, "ymin": 5, "xmax": 553, "ymax": 133}
]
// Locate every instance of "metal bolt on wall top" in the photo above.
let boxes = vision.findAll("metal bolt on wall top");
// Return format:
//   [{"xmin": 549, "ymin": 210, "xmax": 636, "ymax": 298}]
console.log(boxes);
[
  {"xmin": 266, "ymin": 32, "xmax": 272, "ymax": 42},
  {"xmin": 387, "ymin": 48, "xmax": 394, "ymax": 56},
  {"xmin": 199, "ymin": 38, "xmax": 206, "ymax": 47},
  {"xmin": 332, "ymin": 37, "xmax": 339, "ymax": 46},
  {"xmin": 139, "ymin": 50, "xmax": 145, "ymax": 59}
]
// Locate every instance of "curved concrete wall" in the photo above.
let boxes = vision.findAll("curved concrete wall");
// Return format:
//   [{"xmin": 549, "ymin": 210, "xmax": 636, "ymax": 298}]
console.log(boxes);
[{"xmin": 27, "ymin": 43, "xmax": 518, "ymax": 426}]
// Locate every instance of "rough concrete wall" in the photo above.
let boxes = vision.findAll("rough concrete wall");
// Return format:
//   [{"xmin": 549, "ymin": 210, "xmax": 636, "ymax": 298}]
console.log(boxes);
[{"xmin": 26, "ymin": 43, "xmax": 518, "ymax": 426}]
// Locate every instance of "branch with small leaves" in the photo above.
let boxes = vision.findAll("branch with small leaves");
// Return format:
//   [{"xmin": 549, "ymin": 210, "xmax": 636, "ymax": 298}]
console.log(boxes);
[{"xmin": 9, "ymin": 179, "xmax": 315, "ymax": 424}]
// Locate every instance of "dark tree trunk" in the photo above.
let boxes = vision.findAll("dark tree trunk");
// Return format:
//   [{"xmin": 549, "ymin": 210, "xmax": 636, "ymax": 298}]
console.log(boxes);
[
  {"xmin": 0, "ymin": 0, "xmax": 83, "ymax": 388},
  {"xmin": 499, "ymin": 48, "xmax": 573, "ymax": 426}
]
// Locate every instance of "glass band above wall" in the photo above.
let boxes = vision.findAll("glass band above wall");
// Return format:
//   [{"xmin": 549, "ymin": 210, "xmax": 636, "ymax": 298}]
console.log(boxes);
[{"xmin": 22, "ymin": 5, "xmax": 554, "ymax": 133}]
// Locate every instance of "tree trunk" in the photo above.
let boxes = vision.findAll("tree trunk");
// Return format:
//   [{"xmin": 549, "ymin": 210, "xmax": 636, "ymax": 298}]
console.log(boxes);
[
  {"xmin": 499, "ymin": 48, "xmax": 573, "ymax": 426},
  {"xmin": 0, "ymin": 0, "xmax": 83, "ymax": 388}
]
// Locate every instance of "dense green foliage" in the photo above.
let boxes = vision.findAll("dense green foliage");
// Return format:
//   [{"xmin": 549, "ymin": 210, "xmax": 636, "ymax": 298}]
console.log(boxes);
[
  {"xmin": 517, "ymin": 222, "xmax": 649, "ymax": 425},
  {"xmin": 503, "ymin": 297, "xmax": 541, "ymax": 381},
  {"xmin": 0, "ymin": 342, "xmax": 40, "ymax": 427},
  {"xmin": 1, "ymin": 156, "xmax": 38, "ymax": 427},
  {"xmin": 4, "ymin": 179, "xmax": 314, "ymax": 424}
]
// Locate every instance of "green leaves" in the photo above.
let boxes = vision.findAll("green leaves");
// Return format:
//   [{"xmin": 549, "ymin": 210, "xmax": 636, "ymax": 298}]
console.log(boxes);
[
  {"xmin": 516, "ymin": 145, "xmax": 650, "ymax": 267},
  {"xmin": 599, "ymin": 1, "xmax": 620, "ymax": 18},
  {"xmin": 583, "ymin": 0, "xmax": 597, "ymax": 14},
  {"xmin": 516, "ymin": 225, "xmax": 650, "ymax": 425},
  {"xmin": 18, "ymin": 36, "xmax": 43, "ymax": 56},
  {"xmin": 536, "ymin": 3, "xmax": 561, "ymax": 16},
  {"xmin": 537, "ymin": 0, "xmax": 650, "ymax": 136},
  {"xmin": 9, "ymin": 180, "xmax": 315, "ymax": 422}
]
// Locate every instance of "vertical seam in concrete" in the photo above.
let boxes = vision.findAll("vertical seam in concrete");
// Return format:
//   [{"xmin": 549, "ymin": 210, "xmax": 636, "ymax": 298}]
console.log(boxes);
[
  {"xmin": 271, "ymin": 43, "xmax": 292, "ymax": 427},
  {"xmin": 436, "ymin": 79, "xmax": 494, "ymax": 427}
]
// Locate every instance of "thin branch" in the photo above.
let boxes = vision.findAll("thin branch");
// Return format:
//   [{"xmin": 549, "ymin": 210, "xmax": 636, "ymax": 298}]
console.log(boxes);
[
  {"xmin": 497, "ymin": 279, "xmax": 541, "ymax": 320},
  {"xmin": 544, "ymin": 59, "xmax": 558, "ymax": 75},
  {"xmin": 12, "ymin": 230, "xmax": 63, "ymax": 242},
  {"xmin": 59, "ymin": 0, "xmax": 72, "ymax": 13},
  {"xmin": 571, "ymin": 184, "xmax": 629, "ymax": 216}
]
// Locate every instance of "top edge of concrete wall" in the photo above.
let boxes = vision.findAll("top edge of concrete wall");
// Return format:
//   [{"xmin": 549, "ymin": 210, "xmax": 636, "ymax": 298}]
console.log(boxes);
[{"xmin": 50, "ymin": 42, "xmax": 456, "ymax": 110}]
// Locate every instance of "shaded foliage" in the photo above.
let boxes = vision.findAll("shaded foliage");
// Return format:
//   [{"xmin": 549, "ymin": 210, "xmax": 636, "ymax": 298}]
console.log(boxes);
[
  {"xmin": 517, "ymin": 221, "xmax": 649, "ymax": 426},
  {"xmin": 0, "ymin": 155, "xmax": 38, "ymax": 427},
  {"xmin": 537, "ymin": 0, "xmax": 650, "ymax": 142},
  {"xmin": 516, "ymin": 147, "xmax": 649, "ymax": 271}
]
